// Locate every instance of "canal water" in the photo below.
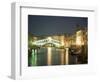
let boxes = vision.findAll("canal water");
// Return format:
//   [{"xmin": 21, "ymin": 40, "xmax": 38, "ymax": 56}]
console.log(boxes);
[{"xmin": 29, "ymin": 47, "xmax": 66, "ymax": 66}]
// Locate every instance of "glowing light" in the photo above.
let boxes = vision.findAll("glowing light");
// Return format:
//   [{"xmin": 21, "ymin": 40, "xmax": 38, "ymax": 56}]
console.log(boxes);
[
  {"xmin": 76, "ymin": 30, "xmax": 83, "ymax": 46},
  {"xmin": 33, "ymin": 37, "xmax": 62, "ymax": 47},
  {"xmin": 61, "ymin": 41, "xmax": 64, "ymax": 46},
  {"xmin": 48, "ymin": 37, "xmax": 52, "ymax": 42},
  {"xmin": 61, "ymin": 36, "xmax": 64, "ymax": 46},
  {"xmin": 65, "ymin": 48, "xmax": 69, "ymax": 64},
  {"xmin": 76, "ymin": 36, "xmax": 82, "ymax": 45},
  {"xmin": 47, "ymin": 47, "xmax": 52, "ymax": 65}
]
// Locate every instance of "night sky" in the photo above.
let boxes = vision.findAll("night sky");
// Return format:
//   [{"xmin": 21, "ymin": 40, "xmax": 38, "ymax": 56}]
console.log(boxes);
[{"xmin": 28, "ymin": 15, "xmax": 87, "ymax": 36}]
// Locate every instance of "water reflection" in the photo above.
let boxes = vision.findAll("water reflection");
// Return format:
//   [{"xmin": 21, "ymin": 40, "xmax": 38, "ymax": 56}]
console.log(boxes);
[
  {"xmin": 61, "ymin": 49, "xmax": 64, "ymax": 65},
  {"xmin": 47, "ymin": 47, "xmax": 52, "ymax": 65},
  {"xmin": 65, "ymin": 48, "xmax": 69, "ymax": 64},
  {"xmin": 28, "ymin": 47, "xmax": 70, "ymax": 66}
]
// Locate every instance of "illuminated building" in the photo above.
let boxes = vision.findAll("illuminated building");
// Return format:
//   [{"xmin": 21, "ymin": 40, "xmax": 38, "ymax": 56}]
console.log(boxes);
[{"xmin": 76, "ymin": 30, "xmax": 84, "ymax": 46}]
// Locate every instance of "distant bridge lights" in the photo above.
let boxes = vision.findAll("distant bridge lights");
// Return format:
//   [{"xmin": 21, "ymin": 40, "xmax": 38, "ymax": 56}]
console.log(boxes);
[
  {"xmin": 32, "ymin": 37, "xmax": 62, "ymax": 47},
  {"xmin": 47, "ymin": 37, "xmax": 52, "ymax": 42}
]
